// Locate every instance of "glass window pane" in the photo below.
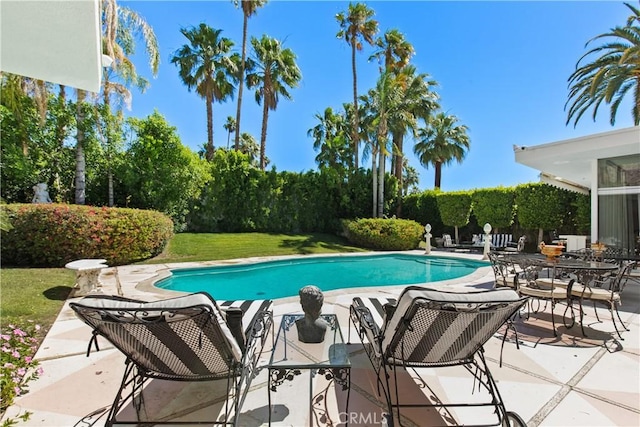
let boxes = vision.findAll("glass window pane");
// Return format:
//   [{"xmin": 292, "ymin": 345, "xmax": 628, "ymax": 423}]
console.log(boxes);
[
  {"xmin": 598, "ymin": 193, "xmax": 639, "ymax": 254},
  {"xmin": 598, "ymin": 154, "xmax": 640, "ymax": 188}
]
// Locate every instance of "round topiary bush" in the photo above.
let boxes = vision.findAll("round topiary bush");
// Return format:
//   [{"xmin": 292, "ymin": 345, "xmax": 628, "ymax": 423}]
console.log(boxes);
[
  {"xmin": 0, "ymin": 204, "xmax": 174, "ymax": 267},
  {"xmin": 343, "ymin": 218, "xmax": 424, "ymax": 251}
]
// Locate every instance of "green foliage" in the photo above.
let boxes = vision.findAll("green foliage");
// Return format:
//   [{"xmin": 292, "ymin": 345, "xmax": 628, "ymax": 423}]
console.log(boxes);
[
  {"xmin": 401, "ymin": 189, "xmax": 444, "ymax": 234},
  {"xmin": 187, "ymin": 151, "xmax": 392, "ymax": 233},
  {"xmin": 122, "ymin": 111, "xmax": 210, "ymax": 229},
  {"xmin": 343, "ymin": 218, "xmax": 424, "ymax": 250},
  {"xmin": 1, "ymin": 204, "xmax": 174, "ymax": 267},
  {"xmin": 0, "ymin": 93, "xmax": 76, "ymax": 204},
  {"xmin": 572, "ymin": 192, "xmax": 591, "ymax": 234},
  {"xmin": 514, "ymin": 183, "xmax": 573, "ymax": 230},
  {"xmin": 436, "ymin": 191, "xmax": 473, "ymax": 227},
  {"xmin": 471, "ymin": 187, "xmax": 515, "ymax": 229},
  {"xmin": 1, "ymin": 322, "xmax": 43, "ymax": 423}
]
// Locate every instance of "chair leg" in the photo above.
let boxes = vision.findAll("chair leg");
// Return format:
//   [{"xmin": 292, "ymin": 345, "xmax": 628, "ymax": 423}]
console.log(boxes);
[
  {"xmin": 106, "ymin": 361, "xmax": 138, "ymax": 426},
  {"xmin": 578, "ymin": 298, "xmax": 588, "ymax": 338},
  {"xmin": 593, "ymin": 301, "xmax": 601, "ymax": 322},
  {"xmin": 610, "ymin": 304, "xmax": 626, "ymax": 340},
  {"xmin": 380, "ymin": 362, "xmax": 396, "ymax": 427},
  {"xmin": 614, "ymin": 303, "xmax": 630, "ymax": 331},
  {"xmin": 550, "ymin": 300, "xmax": 557, "ymax": 337}
]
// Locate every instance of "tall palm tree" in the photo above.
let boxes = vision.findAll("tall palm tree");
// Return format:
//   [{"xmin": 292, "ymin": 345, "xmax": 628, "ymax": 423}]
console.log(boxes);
[
  {"xmin": 238, "ymin": 132, "xmax": 262, "ymax": 168},
  {"xmin": 370, "ymin": 29, "xmax": 414, "ymax": 73},
  {"xmin": 402, "ymin": 161, "xmax": 420, "ymax": 194},
  {"xmin": 387, "ymin": 66, "xmax": 439, "ymax": 215},
  {"xmin": 233, "ymin": 0, "xmax": 268, "ymax": 150},
  {"xmin": 566, "ymin": 1, "xmax": 640, "ymax": 126},
  {"xmin": 414, "ymin": 112, "xmax": 470, "ymax": 189},
  {"xmin": 100, "ymin": 1, "xmax": 159, "ymax": 206},
  {"xmin": 308, "ymin": 107, "xmax": 352, "ymax": 171},
  {"xmin": 336, "ymin": 2, "xmax": 378, "ymax": 170},
  {"xmin": 246, "ymin": 35, "xmax": 301, "ymax": 170},
  {"xmin": 74, "ymin": 0, "xmax": 159, "ymax": 204},
  {"xmin": 171, "ymin": 24, "xmax": 238, "ymax": 161},
  {"xmin": 223, "ymin": 115, "xmax": 236, "ymax": 149}
]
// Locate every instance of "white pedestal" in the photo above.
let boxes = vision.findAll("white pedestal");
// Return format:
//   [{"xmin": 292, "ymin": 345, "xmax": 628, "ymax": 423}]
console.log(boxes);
[{"xmin": 65, "ymin": 259, "xmax": 108, "ymax": 295}]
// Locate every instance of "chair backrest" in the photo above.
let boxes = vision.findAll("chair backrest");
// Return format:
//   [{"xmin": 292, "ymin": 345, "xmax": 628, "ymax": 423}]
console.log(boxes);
[
  {"xmin": 487, "ymin": 252, "xmax": 508, "ymax": 286},
  {"xmin": 443, "ymin": 234, "xmax": 454, "ymax": 247},
  {"xmin": 516, "ymin": 236, "xmax": 526, "ymax": 252},
  {"xmin": 491, "ymin": 234, "xmax": 513, "ymax": 248},
  {"xmin": 381, "ymin": 287, "xmax": 525, "ymax": 366},
  {"xmin": 615, "ymin": 261, "xmax": 637, "ymax": 293},
  {"xmin": 70, "ymin": 292, "xmax": 242, "ymax": 381}
]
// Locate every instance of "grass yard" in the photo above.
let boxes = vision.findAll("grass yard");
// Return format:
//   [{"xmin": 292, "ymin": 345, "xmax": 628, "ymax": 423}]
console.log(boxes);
[
  {"xmin": 0, "ymin": 268, "xmax": 75, "ymax": 333},
  {"xmin": 1, "ymin": 233, "xmax": 365, "ymax": 335},
  {"xmin": 145, "ymin": 232, "xmax": 366, "ymax": 264}
]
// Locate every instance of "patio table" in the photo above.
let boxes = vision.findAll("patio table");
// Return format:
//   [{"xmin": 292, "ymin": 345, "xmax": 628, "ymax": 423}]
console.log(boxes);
[
  {"xmin": 268, "ymin": 313, "xmax": 351, "ymax": 426},
  {"xmin": 513, "ymin": 255, "xmax": 619, "ymax": 335}
]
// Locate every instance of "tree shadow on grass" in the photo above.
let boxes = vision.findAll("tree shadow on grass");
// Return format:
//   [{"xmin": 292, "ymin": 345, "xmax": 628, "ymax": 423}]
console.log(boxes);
[
  {"xmin": 278, "ymin": 234, "xmax": 363, "ymax": 254},
  {"xmin": 43, "ymin": 285, "xmax": 73, "ymax": 301}
]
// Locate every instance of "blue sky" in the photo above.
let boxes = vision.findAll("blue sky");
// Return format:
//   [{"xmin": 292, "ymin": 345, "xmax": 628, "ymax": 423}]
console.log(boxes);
[{"xmin": 121, "ymin": 0, "xmax": 636, "ymax": 191}]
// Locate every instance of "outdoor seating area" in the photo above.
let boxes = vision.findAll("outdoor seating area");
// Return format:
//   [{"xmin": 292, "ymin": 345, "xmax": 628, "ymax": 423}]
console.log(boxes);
[
  {"xmin": 2, "ymin": 251, "xmax": 639, "ymax": 426},
  {"xmin": 488, "ymin": 250, "xmax": 638, "ymax": 340}
]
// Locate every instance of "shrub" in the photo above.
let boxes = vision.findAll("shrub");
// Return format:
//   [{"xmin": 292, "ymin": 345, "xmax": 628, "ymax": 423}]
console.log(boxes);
[
  {"xmin": 1, "ymin": 322, "xmax": 43, "ymax": 425},
  {"xmin": 343, "ymin": 218, "xmax": 424, "ymax": 251},
  {"xmin": 1, "ymin": 204, "xmax": 174, "ymax": 267}
]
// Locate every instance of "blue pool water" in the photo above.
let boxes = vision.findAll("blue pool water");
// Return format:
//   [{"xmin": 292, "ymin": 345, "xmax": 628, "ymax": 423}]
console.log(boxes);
[{"xmin": 155, "ymin": 254, "xmax": 488, "ymax": 300}]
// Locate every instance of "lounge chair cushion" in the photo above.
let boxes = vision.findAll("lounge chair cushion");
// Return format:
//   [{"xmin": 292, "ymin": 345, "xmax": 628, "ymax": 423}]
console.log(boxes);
[
  {"xmin": 74, "ymin": 292, "xmax": 243, "ymax": 362},
  {"xmin": 382, "ymin": 287, "xmax": 520, "ymax": 351}
]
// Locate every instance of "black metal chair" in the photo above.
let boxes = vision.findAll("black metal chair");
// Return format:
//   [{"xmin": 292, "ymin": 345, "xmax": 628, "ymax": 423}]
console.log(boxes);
[
  {"xmin": 349, "ymin": 286, "xmax": 528, "ymax": 427},
  {"xmin": 567, "ymin": 261, "xmax": 636, "ymax": 339},
  {"xmin": 70, "ymin": 292, "xmax": 273, "ymax": 426}
]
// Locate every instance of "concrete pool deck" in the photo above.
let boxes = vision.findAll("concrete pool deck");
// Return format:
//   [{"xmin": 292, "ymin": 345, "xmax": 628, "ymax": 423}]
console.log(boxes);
[{"xmin": 2, "ymin": 250, "xmax": 639, "ymax": 426}]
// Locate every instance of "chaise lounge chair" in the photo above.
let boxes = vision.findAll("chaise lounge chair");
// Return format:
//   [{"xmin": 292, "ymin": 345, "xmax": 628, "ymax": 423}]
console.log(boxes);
[
  {"xmin": 349, "ymin": 286, "xmax": 527, "ymax": 427},
  {"xmin": 70, "ymin": 292, "xmax": 273, "ymax": 426}
]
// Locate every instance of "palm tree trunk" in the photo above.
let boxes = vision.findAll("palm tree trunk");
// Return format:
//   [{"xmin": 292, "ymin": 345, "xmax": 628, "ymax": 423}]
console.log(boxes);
[
  {"xmin": 235, "ymin": 14, "xmax": 249, "ymax": 150},
  {"xmin": 75, "ymin": 89, "xmax": 86, "ymax": 205},
  {"xmin": 351, "ymin": 41, "xmax": 359, "ymax": 170},
  {"xmin": 394, "ymin": 133, "xmax": 404, "ymax": 217},
  {"xmin": 434, "ymin": 161, "xmax": 443, "ymax": 189},
  {"xmin": 372, "ymin": 147, "xmax": 378, "ymax": 217},
  {"xmin": 206, "ymin": 94, "xmax": 214, "ymax": 160},
  {"xmin": 260, "ymin": 101, "xmax": 269, "ymax": 171},
  {"xmin": 377, "ymin": 149, "xmax": 385, "ymax": 218},
  {"xmin": 52, "ymin": 84, "xmax": 67, "ymax": 202}
]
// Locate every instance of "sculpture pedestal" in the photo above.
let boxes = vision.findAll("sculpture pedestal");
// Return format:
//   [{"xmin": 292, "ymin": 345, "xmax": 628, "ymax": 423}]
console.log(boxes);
[{"xmin": 65, "ymin": 259, "xmax": 108, "ymax": 295}]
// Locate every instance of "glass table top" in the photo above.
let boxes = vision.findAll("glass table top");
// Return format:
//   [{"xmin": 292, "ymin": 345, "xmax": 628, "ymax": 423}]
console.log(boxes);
[{"xmin": 269, "ymin": 314, "xmax": 351, "ymax": 369}]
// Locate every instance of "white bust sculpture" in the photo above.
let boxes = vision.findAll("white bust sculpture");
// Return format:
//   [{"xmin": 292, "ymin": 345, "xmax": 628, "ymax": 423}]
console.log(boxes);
[{"xmin": 32, "ymin": 183, "xmax": 52, "ymax": 203}]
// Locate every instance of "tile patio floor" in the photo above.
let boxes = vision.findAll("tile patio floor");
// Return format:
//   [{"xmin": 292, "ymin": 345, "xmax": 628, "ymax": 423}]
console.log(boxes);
[{"xmin": 2, "ymin": 251, "xmax": 639, "ymax": 426}]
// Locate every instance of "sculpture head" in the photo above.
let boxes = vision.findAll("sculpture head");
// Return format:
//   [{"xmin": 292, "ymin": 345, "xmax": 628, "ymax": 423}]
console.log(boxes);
[{"xmin": 299, "ymin": 285, "xmax": 323, "ymax": 320}]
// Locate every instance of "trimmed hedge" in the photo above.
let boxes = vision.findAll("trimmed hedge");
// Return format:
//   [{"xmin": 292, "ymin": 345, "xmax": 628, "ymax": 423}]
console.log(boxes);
[
  {"xmin": 1, "ymin": 204, "xmax": 174, "ymax": 267},
  {"xmin": 343, "ymin": 218, "xmax": 424, "ymax": 251}
]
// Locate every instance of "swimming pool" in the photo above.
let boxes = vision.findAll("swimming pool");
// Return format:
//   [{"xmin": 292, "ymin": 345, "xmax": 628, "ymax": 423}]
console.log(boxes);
[{"xmin": 155, "ymin": 254, "xmax": 489, "ymax": 300}]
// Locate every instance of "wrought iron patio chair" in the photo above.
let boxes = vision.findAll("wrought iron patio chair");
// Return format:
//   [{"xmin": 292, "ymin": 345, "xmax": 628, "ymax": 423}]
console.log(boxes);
[
  {"xmin": 70, "ymin": 292, "xmax": 273, "ymax": 426},
  {"xmin": 513, "ymin": 257, "xmax": 568, "ymax": 337},
  {"xmin": 349, "ymin": 286, "xmax": 528, "ymax": 427},
  {"xmin": 487, "ymin": 252, "xmax": 518, "ymax": 289},
  {"xmin": 566, "ymin": 261, "xmax": 636, "ymax": 340}
]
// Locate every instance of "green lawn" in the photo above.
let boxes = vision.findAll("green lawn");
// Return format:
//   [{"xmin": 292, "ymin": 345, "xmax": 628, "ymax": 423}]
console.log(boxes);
[
  {"xmin": 0, "ymin": 268, "xmax": 75, "ymax": 332},
  {"xmin": 1, "ymin": 233, "xmax": 365, "ymax": 332},
  {"xmin": 145, "ymin": 232, "xmax": 366, "ymax": 264}
]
